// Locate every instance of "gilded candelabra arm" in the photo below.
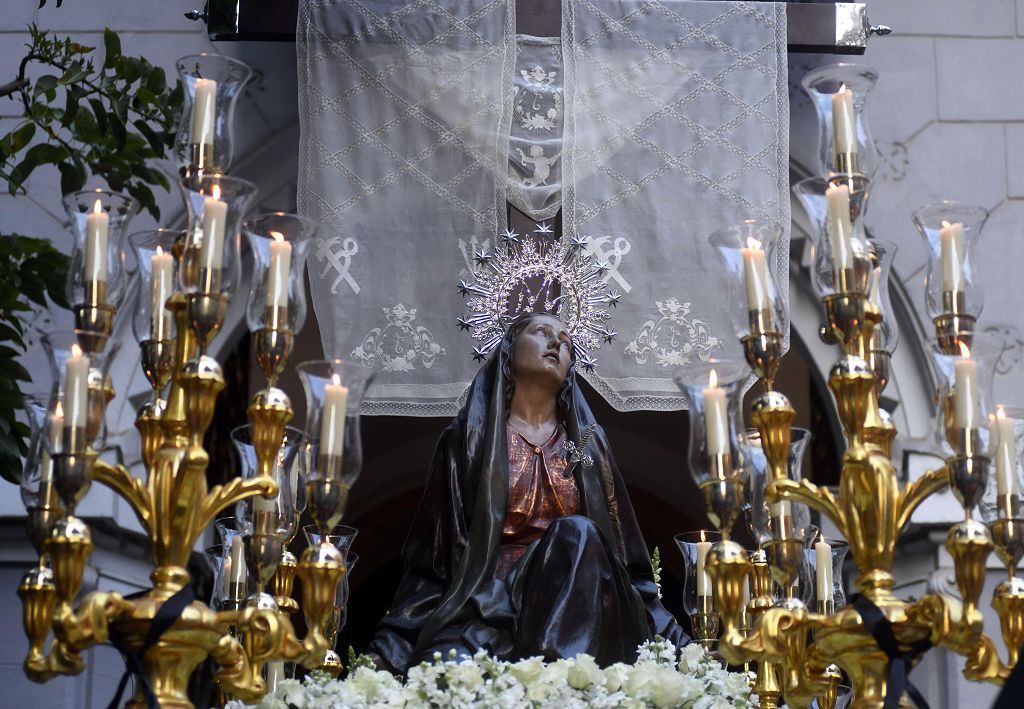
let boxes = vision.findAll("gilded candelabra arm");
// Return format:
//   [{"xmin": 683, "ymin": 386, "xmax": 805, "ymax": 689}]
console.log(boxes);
[
  {"xmin": 750, "ymin": 606, "xmax": 833, "ymax": 708},
  {"xmin": 198, "ymin": 476, "xmax": 277, "ymax": 534},
  {"xmin": 25, "ymin": 591, "xmax": 132, "ymax": 681},
  {"xmin": 908, "ymin": 593, "xmax": 1009, "ymax": 684},
  {"xmin": 896, "ymin": 465, "xmax": 949, "ymax": 533},
  {"xmin": 770, "ymin": 478, "xmax": 844, "ymax": 535},
  {"xmin": 210, "ymin": 629, "xmax": 264, "ymax": 703},
  {"xmin": 92, "ymin": 459, "xmax": 153, "ymax": 535}
]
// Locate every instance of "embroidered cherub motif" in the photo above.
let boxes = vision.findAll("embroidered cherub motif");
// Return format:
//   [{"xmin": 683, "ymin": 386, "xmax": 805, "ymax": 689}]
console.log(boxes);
[{"xmin": 516, "ymin": 145, "xmax": 560, "ymax": 187}]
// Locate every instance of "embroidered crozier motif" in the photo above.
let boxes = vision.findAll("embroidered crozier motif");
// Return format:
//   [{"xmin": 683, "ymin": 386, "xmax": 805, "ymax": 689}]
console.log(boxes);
[
  {"xmin": 625, "ymin": 298, "xmax": 723, "ymax": 367},
  {"xmin": 351, "ymin": 304, "xmax": 446, "ymax": 372}
]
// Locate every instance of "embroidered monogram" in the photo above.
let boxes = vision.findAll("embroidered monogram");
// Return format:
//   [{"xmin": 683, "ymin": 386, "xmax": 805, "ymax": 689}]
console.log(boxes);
[
  {"xmin": 625, "ymin": 298, "xmax": 723, "ymax": 368},
  {"xmin": 351, "ymin": 304, "xmax": 446, "ymax": 372}
]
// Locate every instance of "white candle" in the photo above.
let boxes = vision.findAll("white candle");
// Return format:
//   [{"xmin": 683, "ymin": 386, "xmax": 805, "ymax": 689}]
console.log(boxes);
[
  {"xmin": 150, "ymin": 247, "xmax": 174, "ymax": 341},
  {"xmin": 939, "ymin": 221, "xmax": 965, "ymax": 294},
  {"xmin": 703, "ymin": 369, "xmax": 729, "ymax": 457},
  {"xmin": 221, "ymin": 547, "xmax": 232, "ymax": 598},
  {"xmin": 190, "ymin": 78, "xmax": 217, "ymax": 148},
  {"xmin": 265, "ymin": 231, "xmax": 292, "ymax": 324},
  {"xmin": 266, "ymin": 661, "xmax": 285, "ymax": 692},
  {"xmin": 868, "ymin": 266, "xmax": 882, "ymax": 307},
  {"xmin": 320, "ymin": 374, "xmax": 349, "ymax": 461},
  {"xmin": 815, "ymin": 539, "xmax": 834, "ymax": 603},
  {"xmin": 831, "ymin": 85, "xmax": 857, "ymax": 158},
  {"xmin": 85, "ymin": 199, "xmax": 109, "ymax": 285},
  {"xmin": 826, "ymin": 184, "xmax": 854, "ymax": 276},
  {"xmin": 954, "ymin": 347, "xmax": 981, "ymax": 429},
  {"xmin": 741, "ymin": 237, "xmax": 771, "ymax": 313},
  {"xmin": 288, "ymin": 455, "xmax": 299, "ymax": 509},
  {"xmin": 39, "ymin": 401, "xmax": 64, "ymax": 486},
  {"xmin": 696, "ymin": 537, "xmax": 712, "ymax": 597},
  {"xmin": 254, "ymin": 453, "xmax": 281, "ymax": 514},
  {"xmin": 200, "ymin": 185, "xmax": 227, "ymax": 275},
  {"xmin": 228, "ymin": 534, "xmax": 246, "ymax": 599},
  {"xmin": 64, "ymin": 344, "xmax": 90, "ymax": 435},
  {"xmin": 993, "ymin": 406, "xmax": 1019, "ymax": 499}
]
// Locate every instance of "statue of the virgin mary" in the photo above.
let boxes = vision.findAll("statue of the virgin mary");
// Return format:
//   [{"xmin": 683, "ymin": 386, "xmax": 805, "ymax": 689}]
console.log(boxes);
[{"xmin": 369, "ymin": 306, "xmax": 688, "ymax": 672}]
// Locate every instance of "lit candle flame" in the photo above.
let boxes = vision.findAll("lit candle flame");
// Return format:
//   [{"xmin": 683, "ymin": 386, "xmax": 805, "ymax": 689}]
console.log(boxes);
[
  {"xmin": 699, "ymin": 529, "xmax": 706, "ymax": 542},
  {"xmin": 332, "ymin": 373, "xmax": 341, "ymax": 386},
  {"xmin": 71, "ymin": 343, "xmax": 82, "ymax": 358},
  {"xmin": 92, "ymin": 199, "xmax": 102, "ymax": 215},
  {"xmin": 54, "ymin": 400, "xmax": 64, "ymax": 418},
  {"xmin": 270, "ymin": 230, "xmax": 284, "ymax": 242},
  {"xmin": 746, "ymin": 236, "xmax": 762, "ymax": 250},
  {"xmin": 155, "ymin": 245, "xmax": 164, "ymax": 256},
  {"xmin": 838, "ymin": 83, "xmax": 848, "ymax": 94},
  {"xmin": 998, "ymin": 405, "xmax": 1007, "ymax": 422},
  {"xmin": 708, "ymin": 368, "xmax": 718, "ymax": 388},
  {"xmin": 211, "ymin": 184, "xmax": 221, "ymax": 201},
  {"xmin": 958, "ymin": 341, "xmax": 971, "ymax": 359},
  {"xmin": 941, "ymin": 220, "xmax": 952, "ymax": 229}
]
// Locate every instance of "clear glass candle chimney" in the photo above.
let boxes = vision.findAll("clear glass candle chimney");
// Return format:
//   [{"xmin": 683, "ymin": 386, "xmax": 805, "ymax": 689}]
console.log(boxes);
[
  {"xmin": 64, "ymin": 189, "xmax": 139, "ymax": 310},
  {"xmin": 801, "ymin": 63, "xmax": 880, "ymax": 178},
  {"xmin": 711, "ymin": 220, "xmax": 788, "ymax": 341},
  {"xmin": 174, "ymin": 53, "xmax": 253, "ymax": 176},
  {"xmin": 243, "ymin": 212, "xmax": 318, "ymax": 335}
]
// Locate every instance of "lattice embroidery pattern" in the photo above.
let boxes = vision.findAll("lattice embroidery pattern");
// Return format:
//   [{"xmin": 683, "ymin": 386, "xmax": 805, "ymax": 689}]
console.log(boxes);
[{"xmin": 566, "ymin": 1, "xmax": 786, "ymax": 230}]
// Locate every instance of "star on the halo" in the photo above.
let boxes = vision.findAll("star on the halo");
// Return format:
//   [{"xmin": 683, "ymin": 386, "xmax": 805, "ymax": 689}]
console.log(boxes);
[
  {"xmin": 602, "ymin": 329, "xmax": 617, "ymax": 344},
  {"xmin": 594, "ymin": 261, "xmax": 610, "ymax": 276},
  {"xmin": 458, "ymin": 279, "xmax": 472, "ymax": 296},
  {"xmin": 474, "ymin": 248, "xmax": 492, "ymax": 265},
  {"xmin": 579, "ymin": 354, "xmax": 598, "ymax": 372},
  {"xmin": 607, "ymin": 291, "xmax": 621, "ymax": 307},
  {"xmin": 500, "ymin": 228, "xmax": 520, "ymax": 244},
  {"xmin": 569, "ymin": 235, "xmax": 589, "ymax": 250},
  {"xmin": 456, "ymin": 317, "xmax": 472, "ymax": 331},
  {"xmin": 472, "ymin": 346, "xmax": 489, "ymax": 362},
  {"xmin": 534, "ymin": 222, "xmax": 554, "ymax": 235}
]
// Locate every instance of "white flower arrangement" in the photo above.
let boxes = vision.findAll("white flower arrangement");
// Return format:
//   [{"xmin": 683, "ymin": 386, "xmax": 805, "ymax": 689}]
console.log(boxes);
[{"xmin": 226, "ymin": 638, "xmax": 757, "ymax": 709}]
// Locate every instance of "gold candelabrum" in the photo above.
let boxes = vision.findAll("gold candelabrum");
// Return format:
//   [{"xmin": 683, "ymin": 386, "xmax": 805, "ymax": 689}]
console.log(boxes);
[
  {"xmin": 688, "ymin": 63, "xmax": 1023, "ymax": 709},
  {"xmin": 17, "ymin": 54, "xmax": 369, "ymax": 708}
]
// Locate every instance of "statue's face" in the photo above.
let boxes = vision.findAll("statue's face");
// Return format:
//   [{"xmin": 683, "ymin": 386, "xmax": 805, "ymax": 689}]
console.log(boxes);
[{"xmin": 512, "ymin": 314, "xmax": 572, "ymax": 386}]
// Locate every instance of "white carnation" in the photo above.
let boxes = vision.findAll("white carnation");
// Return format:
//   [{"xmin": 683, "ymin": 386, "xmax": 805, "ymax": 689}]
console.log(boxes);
[{"xmin": 567, "ymin": 654, "xmax": 603, "ymax": 690}]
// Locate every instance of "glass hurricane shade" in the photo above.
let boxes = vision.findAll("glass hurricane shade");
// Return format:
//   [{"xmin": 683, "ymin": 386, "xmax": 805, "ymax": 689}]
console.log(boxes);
[
  {"xmin": 801, "ymin": 62, "xmax": 880, "ymax": 178},
  {"xmin": 206, "ymin": 542, "xmax": 255, "ymax": 609},
  {"xmin": 178, "ymin": 174, "xmax": 258, "ymax": 296},
  {"xmin": 928, "ymin": 332, "xmax": 999, "ymax": 461},
  {"xmin": 40, "ymin": 330, "xmax": 120, "ymax": 455},
  {"xmin": 979, "ymin": 407, "xmax": 1024, "ymax": 523},
  {"xmin": 710, "ymin": 220, "xmax": 788, "ymax": 340},
  {"xmin": 243, "ymin": 212, "xmax": 318, "ymax": 334},
  {"xmin": 174, "ymin": 53, "xmax": 254, "ymax": 175},
  {"xmin": 744, "ymin": 427, "xmax": 813, "ymax": 548},
  {"xmin": 127, "ymin": 229, "xmax": 185, "ymax": 345},
  {"xmin": 296, "ymin": 359, "xmax": 375, "ymax": 487},
  {"xmin": 792, "ymin": 175, "xmax": 874, "ymax": 298},
  {"xmin": 800, "ymin": 536, "xmax": 849, "ymax": 609},
  {"xmin": 63, "ymin": 189, "xmax": 140, "ymax": 308},
  {"xmin": 231, "ymin": 425, "xmax": 305, "ymax": 540},
  {"xmin": 675, "ymin": 530, "xmax": 722, "ymax": 619},
  {"xmin": 912, "ymin": 201, "xmax": 989, "ymax": 325},
  {"xmin": 868, "ymin": 239, "xmax": 899, "ymax": 353},
  {"xmin": 19, "ymin": 394, "xmax": 53, "ymax": 510}
]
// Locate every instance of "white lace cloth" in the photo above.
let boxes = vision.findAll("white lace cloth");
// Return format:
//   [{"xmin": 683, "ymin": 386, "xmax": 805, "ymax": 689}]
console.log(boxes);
[{"xmin": 298, "ymin": 0, "xmax": 789, "ymax": 415}]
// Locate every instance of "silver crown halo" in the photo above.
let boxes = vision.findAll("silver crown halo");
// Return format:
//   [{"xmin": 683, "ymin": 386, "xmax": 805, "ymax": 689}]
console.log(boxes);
[{"xmin": 457, "ymin": 224, "xmax": 620, "ymax": 371}]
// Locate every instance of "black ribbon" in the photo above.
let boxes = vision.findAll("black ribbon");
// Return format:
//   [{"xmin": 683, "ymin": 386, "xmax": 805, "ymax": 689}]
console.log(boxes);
[
  {"xmin": 853, "ymin": 594, "xmax": 932, "ymax": 709},
  {"xmin": 107, "ymin": 583, "xmax": 196, "ymax": 709},
  {"xmin": 992, "ymin": 644, "xmax": 1024, "ymax": 709}
]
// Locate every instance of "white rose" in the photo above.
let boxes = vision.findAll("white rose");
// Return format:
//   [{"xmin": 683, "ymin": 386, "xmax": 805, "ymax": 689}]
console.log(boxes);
[
  {"xmin": 679, "ymin": 643, "xmax": 706, "ymax": 672},
  {"xmin": 625, "ymin": 665, "xmax": 657, "ymax": 698},
  {"xmin": 510, "ymin": 657, "xmax": 545, "ymax": 686},
  {"xmin": 450, "ymin": 663, "xmax": 485, "ymax": 690},
  {"xmin": 348, "ymin": 667, "xmax": 386, "ymax": 699},
  {"xmin": 567, "ymin": 654, "xmax": 603, "ymax": 690},
  {"xmin": 650, "ymin": 670, "xmax": 703, "ymax": 708},
  {"xmin": 603, "ymin": 662, "xmax": 631, "ymax": 692}
]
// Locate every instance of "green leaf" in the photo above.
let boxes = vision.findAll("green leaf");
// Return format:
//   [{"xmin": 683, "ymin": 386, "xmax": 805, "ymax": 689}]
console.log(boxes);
[
  {"xmin": 103, "ymin": 29, "xmax": 121, "ymax": 69},
  {"xmin": 59, "ymin": 61, "xmax": 88, "ymax": 85},
  {"xmin": 58, "ymin": 160, "xmax": 85, "ymax": 194},
  {"xmin": 60, "ymin": 88, "xmax": 80, "ymax": 128},
  {"xmin": 88, "ymin": 98, "xmax": 108, "ymax": 134},
  {"xmin": 145, "ymin": 66, "xmax": 167, "ymax": 94},
  {"xmin": 9, "ymin": 143, "xmax": 68, "ymax": 187},
  {"xmin": 1, "ymin": 123, "xmax": 36, "ymax": 159},
  {"xmin": 32, "ymin": 74, "xmax": 59, "ymax": 99}
]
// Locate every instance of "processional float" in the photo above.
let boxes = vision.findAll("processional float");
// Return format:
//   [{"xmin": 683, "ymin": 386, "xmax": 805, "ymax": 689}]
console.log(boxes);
[
  {"xmin": 675, "ymin": 63, "xmax": 1024, "ymax": 708},
  {"xmin": 17, "ymin": 54, "xmax": 373, "ymax": 707}
]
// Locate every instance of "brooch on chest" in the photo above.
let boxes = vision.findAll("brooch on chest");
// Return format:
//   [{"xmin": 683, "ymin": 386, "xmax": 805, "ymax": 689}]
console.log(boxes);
[{"xmin": 563, "ymin": 422, "xmax": 596, "ymax": 470}]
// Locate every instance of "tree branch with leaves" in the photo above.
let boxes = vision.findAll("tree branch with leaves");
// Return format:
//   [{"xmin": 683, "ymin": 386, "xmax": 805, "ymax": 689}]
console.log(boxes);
[{"xmin": 0, "ymin": 25, "xmax": 183, "ymax": 482}]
